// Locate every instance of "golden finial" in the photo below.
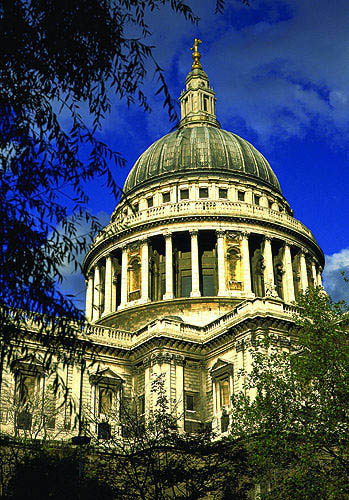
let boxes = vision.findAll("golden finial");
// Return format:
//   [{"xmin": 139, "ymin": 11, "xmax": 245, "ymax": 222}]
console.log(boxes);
[{"xmin": 191, "ymin": 38, "xmax": 202, "ymax": 70}]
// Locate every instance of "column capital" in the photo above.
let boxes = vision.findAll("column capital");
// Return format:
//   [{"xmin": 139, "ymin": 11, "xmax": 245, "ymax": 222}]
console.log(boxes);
[
  {"xmin": 240, "ymin": 230, "xmax": 250, "ymax": 240},
  {"xmin": 86, "ymin": 269, "xmax": 94, "ymax": 280},
  {"xmin": 216, "ymin": 229, "xmax": 226, "ymax": 238},
  {"xmin": 173, "ymin": 354, "xmax": 186, "ymax": 366},
  {"xmin": 140, "ymin": 236, "xmax": 149, "ymax": 244},
  {"xmin": 283, "ymin": 239, "xmax": 293, "ymax": 249},
  {"xmin": 189, "ymin": 229, "xmax": 199, "ymax": 236},
  {"xmin": 263, "ymin": 234, "xmax": 272, "ymax": 243},
  {"xmin": 164, "ymin": 231, "xmax": 172, "ymax": 239}
]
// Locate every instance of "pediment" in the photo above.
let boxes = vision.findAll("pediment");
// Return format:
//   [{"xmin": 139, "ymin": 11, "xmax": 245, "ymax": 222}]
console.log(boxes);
[
  {"xmin": 89, "ymin": 367, "xmax": 124, "ymax": 386},
  {"xmin": 210, "ymin": 358, "xmax": 234, "ymax": 378}
]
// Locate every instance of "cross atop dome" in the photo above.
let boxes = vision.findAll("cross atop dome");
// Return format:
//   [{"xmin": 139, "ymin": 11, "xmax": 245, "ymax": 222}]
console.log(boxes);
[
  {"xmin": 191, "ymin": 38, "xmax": 202, "ymax": 70},
  {"xmin": 178, "ymin": 39, "xmax": 220, "ymax": 129}
]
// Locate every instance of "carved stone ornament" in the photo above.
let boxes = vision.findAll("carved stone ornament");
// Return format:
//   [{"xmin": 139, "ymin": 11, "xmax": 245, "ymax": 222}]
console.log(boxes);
[
  {"xmin": 239, "ymin": 231, "xmax": 250, "ymax": 240},
  {"xmin": 235, "ymin": 339, "xmax": 245, "ymax": 352},
  {"xmin": 264, "ymin": 281, "xmax": 279, "ymax": 298},
  {"xmin": 128, "ymin": 241, "xmax": 141, "ymax": 253},
  {"xmin": 216, "ymin": 229, "xmax": 226, "ymax": 238},
  {"xmin": 226, "ymin": 233, "xmax": 243, "ymax": 291}
]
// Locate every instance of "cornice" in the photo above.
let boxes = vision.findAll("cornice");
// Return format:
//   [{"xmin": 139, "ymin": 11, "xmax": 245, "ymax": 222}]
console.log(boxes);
[{"xmin": 83, "ymin": 213, "xmax": 324, "ymax": 272}]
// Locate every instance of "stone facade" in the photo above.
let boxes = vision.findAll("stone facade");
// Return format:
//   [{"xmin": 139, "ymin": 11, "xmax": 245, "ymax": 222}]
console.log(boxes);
[{"xmin": 0, "ymin": 50, "xmax": 324, "ymax": 440}]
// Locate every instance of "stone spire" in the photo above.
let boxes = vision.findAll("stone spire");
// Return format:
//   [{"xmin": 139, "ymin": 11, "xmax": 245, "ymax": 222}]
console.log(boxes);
[{"xmin": 178, "ymin": 39, "xmax": 220, "ymax": 129}]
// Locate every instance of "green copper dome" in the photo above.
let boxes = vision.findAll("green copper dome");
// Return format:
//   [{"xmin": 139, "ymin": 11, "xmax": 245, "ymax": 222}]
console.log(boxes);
[{"xmin": 124, "ymin": 126, "xmax": 281, "ymax": 194}]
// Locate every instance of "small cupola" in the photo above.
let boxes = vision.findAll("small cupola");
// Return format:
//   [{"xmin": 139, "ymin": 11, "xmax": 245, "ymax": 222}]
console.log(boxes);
[{"xmin": 178, "ymin": 39, "xmax": 220, "ymax": 129}]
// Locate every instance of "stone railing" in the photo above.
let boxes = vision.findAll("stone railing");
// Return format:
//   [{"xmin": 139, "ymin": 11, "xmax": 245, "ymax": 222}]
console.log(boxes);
[
  {"xmin": 13, "ymin": 298, "xmax": 298, "ymax": 350},
  {"xmin": 83, "ymin": 299, "xmax": 298, "ymax": 348},
  {"xmin": 93, "ymin": 200, "xmax": 315, "ymax": 248}
]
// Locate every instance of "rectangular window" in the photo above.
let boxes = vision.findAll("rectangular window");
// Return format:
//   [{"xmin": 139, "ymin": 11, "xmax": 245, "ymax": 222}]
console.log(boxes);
[
  {"xmin": 219, "ymin": 379, "xmax": 230, "ymax": 408},
  {"xmin": 133, "ymin": 203, "xmax": 139, "ymax": 213},
  {"xmin": 254, "ymin": 195, "xmax": 260, "ymax": 206},
  {"xmin": 237, "ymin": 190, "xmax": 245, "ymax": 202},
  {"xmin": 181, "ymin": 275, "xmax": 192, "ymax": 298},
  {"xmin": 162, "ymin": 192, "xmax": 170, "ymax": 203},
  {"xmin": 147, "ymin": 197, "xmax": 153, "ymax": 208},
  {"xmin": 98, "ymin": 422, "xmax": 111, "ymax": 440},
  {"xmin": 16, "ymin": 372, "xmax": 39, "ymax": 431},
  {"xmin": 180, "ymin": 189, "xmax": 189, "ymax": 200},
  {"xmin": 99, "ymin": 386, "xmax": 113, "ymax": 416},
  {"xmin": 203, "ymin": 95, "xmax": 209, "ymax": 111},
  {"xmin": 202, "ymin": 273, "xmax": 215, "ymax": 297},
  {"xmin": 199, "ymin": 187, "xmax": 209, "ymax": 198},
  {"xmin": 219, "ymin": 188, "xmax": 228, "ymax": 199},
  {"xmin": 138, "ymin": 395, "xmax": 145, "ymax": 415},
  {"xmin": 186, "ymin": 394, "xmax": 194, "ymax": 412},
  {"xmin": 18, "ymin": 373, "xmax": 37, "ymax": 406}
]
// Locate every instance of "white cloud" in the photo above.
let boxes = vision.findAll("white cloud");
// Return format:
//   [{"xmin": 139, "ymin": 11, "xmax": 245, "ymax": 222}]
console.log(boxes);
[{"xmin": 323, "ymin": 248, "xmax": 349, "ymax": 302}]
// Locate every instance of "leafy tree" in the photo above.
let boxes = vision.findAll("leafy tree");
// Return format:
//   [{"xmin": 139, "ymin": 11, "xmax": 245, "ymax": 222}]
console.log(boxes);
[
  {"xmin": 87, "ymin": 374, "xmax": 250, "ymax": 499},
  {"xmin": 0, "ymin": 0, "xmax": 209, "ymax": 403},
  {"xmin": 229, "ymin": 287, "xmax": 349, "ymax": 499}
]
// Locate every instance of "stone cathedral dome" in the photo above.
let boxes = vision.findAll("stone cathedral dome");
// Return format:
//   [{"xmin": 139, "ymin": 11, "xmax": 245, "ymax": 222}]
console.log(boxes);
[
  {"xmin": 83, "ymin": 39, "xmax": 324, "ymax": 333},
  {"xmin": 124, "ymin": 126, "xmax": 281, "ymax": 194}
]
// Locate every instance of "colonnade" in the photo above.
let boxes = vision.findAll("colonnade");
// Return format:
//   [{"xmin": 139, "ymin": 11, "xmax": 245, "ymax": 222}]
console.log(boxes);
[{"xmin": 85, "ymin": 230, "xmax": 323, "ymax": 322}]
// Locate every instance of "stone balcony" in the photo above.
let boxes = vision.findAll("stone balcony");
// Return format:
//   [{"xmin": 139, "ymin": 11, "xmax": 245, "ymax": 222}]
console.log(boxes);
[{"xmin": 93, "ymin": 200, "xmax": 316, "ymax": 249}]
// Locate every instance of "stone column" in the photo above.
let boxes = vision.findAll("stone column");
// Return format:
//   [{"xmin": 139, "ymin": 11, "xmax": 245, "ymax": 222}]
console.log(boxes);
[
  {"xmin": 263, "ymin": 236, "xmax": 276, "ymax": 297},
  {"xmin": 141, "ymin": 238, "xmax": 150, "ymax": 302},
  {"xmin": 299, "ymin": 250, "xmax": 308, "ymax": 292},
  {"xmin": 103, "ymin": 255, "xmax": 113, "ymax": 315},
  {"xmin": 164, "ymin": 232, "xmax": 174, "ymax": 300},
  {"xmin": 119, "ymin": 245, "xmax": 128, "ymax": 308},
  {"xmin": 190, "ymin": 229, "xmax": 201, "ymax": 297},
  {"xmin": 111, "ymin": 260, "xmax": 117, "ymax": 312},
  {"xmin": 85, "ymin": 272, "xmax": 94, "ymax": 322},
  {"xmin": 240, "ymin": 232, "xmax": 252, "ymax": 295},
  {"xmin": 317, "ymin": 267, "xmax": 323, "ymax": 287},
  {"xmin": 92, "ymin": 265, "xmax": 101, "ymax": 321},
  {"xmin": 283, "ymin": 243, "xmax": 295, "ymax": 303},
  {"xmin": 217, "ymin": 230, "xmax": 227, "ymax": 296},
  {"xmin": 311, "ymin": 259, "xmax": 317, "ymax": 287}
]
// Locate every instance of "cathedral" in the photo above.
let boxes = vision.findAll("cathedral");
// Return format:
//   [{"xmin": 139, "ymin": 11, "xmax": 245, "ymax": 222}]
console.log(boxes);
[{"xmin": 2, "ymin": 41, "xmax": 324, "ymax": 439}]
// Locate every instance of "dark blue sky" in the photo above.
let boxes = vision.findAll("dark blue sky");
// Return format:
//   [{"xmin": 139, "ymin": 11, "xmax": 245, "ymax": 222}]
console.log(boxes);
[{"xmin": 59, "ymin": 0, "xmax": 349, "ymax": 306}]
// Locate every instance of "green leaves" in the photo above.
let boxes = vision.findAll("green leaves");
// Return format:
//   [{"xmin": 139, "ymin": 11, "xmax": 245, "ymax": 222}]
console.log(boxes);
[{"xmin": 229, "ymin": 287, "xmax": 349, "ymax": 499}]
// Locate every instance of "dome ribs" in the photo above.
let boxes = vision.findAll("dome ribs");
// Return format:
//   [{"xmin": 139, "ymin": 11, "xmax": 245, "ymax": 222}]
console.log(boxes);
[{"xmin": 123, "ymin": 126, "xmax": 282, "ymax": 194}]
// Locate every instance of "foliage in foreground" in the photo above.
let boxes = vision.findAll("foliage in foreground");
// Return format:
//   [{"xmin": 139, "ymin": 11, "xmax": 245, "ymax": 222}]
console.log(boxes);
[
  {"xmin": 1, "ymin": 375, "xmax": 251, "ymax": 499},
  {"xmin": 230, "ymin": 287, "xmax": 349, "ymax": 499}
]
